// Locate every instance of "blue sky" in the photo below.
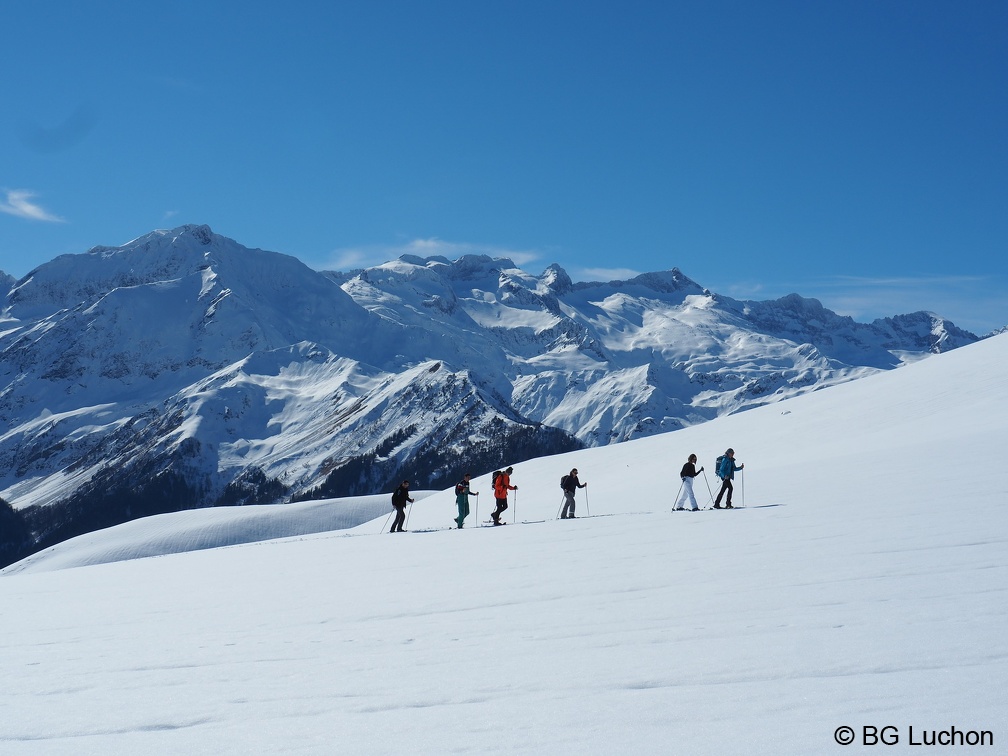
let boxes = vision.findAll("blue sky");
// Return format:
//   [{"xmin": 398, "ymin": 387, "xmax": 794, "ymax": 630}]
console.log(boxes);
[{"xmin": 2, "ymin": 1, "xmax": 1006, "ymax": 334}]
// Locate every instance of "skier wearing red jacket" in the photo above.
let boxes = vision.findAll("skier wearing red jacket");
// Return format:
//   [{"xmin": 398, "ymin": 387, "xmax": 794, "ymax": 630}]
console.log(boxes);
[{"xmin": 491, "ymin": 466, "xmax": 516, "ymax": 525}]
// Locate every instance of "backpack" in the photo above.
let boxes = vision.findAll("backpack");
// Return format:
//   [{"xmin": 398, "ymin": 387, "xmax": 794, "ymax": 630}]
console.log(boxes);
[
  {"xmin": 492, "ymin": 470, "xmax": 502, "ymax": 485},
  {"xmin": 715, "ymin": 455, "xmax": 726, "ymax": 479},
  {"xmin": 455, "ymin": 480, "xmax": 466, "ymax": 496},
  {"xmin": 560, "ymin": 475, "xmax": 570, "ymax": 490}
]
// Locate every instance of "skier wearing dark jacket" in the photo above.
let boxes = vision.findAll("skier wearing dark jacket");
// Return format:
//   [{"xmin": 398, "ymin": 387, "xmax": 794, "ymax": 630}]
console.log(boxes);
[
  {"xmin": 560, "ymin": 468, "xmax": 586, "ymax": 519},
  {"xmin": 390, "ymin": 480, "xmax": 414, "ymax": 532},
  {"xmin": 714, "ymin": 449, "xmax": 744, "ymax": 509},
  {"xmin": 674, "ymin": 454, "xmax": 703, "ymax": 511}
]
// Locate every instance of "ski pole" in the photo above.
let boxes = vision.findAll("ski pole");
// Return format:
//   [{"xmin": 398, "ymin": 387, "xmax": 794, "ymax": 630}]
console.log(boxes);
[
  {"xmin": 405, "ymin": 501, "xmax": 413, "ymax": 531},
  {"xmin": 740, "ymin": 469, "xmax": 745, "ymax": 508},
  {"xmin": 381, "ymin": 510, "xmax": 394, "ymax": 534},
  {"xmin": 474, "ymin": 491, "xmax": 479, "ymax": 526},
  {"xmin": 701, "ymin": 471, "xmax": 715, "ymax": 510},
  {"xmin": 513, "ymin": 490, "xmax": 517, "ymax": 524},
  {"xmin": 584, "ymin": 484, "xmax": 590, "ymax": 517},
  {"xmin": 556, "ymin": 495, "xmax": 566, "ymax": 520},
  {"xmin": 672, "ymin": 477, "xmax": 684, "ymax": 512}
]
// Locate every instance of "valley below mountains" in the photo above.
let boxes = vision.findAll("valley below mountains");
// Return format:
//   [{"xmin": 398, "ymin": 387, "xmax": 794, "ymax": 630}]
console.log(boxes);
[{"xmin": 0, "ymin": 224, "xmax": 981, "ymax": 566}]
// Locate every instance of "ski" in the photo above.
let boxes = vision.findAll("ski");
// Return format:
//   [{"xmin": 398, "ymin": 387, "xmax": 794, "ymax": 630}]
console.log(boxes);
[{"xmin": 403, "ymin": 527, "xmax": 450, "ymax": 533}]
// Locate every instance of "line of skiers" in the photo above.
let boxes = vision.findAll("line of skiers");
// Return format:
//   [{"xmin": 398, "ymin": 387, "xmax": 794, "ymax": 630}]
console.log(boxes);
[
  {"xmin": 388, "ymin": 465, "xmax": 588, "ymax": 532},
  {"xmin": 675, "ymin": 448, "xmax": 744, "ymax": 510},
  {"xmin": 389, "ymin": 447, "xmax": 743, "ymax": 532}
]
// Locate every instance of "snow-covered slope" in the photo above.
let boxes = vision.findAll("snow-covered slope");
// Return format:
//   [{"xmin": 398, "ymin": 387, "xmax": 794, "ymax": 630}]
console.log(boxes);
[
  {"xmin": 0, "ymin": 225, "xmax": 982, "ymax": 569},
  {"xmin": 1, "ymin": 333, "xmax": 1004, "ymax": 755},
  {"xmin": 1, "ymin": 492, "xmax": 434, "ymax": 574}
]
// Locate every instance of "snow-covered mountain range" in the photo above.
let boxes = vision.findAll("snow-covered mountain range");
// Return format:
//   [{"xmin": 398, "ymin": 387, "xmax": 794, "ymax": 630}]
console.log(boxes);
[{"xmin": 0, "ymin": 224, "xmax": 981, "ymax": 566}]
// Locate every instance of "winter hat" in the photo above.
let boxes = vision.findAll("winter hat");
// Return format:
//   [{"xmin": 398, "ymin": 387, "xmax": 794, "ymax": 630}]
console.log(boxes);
[{"xmin": 726, "ymin": 448, "xmax": 734, "ymax": 454}]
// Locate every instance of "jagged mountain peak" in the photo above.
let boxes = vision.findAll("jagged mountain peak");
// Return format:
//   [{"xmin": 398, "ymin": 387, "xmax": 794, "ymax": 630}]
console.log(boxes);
[
  {"xmin": 82, "ymin": 224, "xmax": 219, "ymax": 263},
  {"xmin": 871, "ymin": 311, "xmax": 978, "ymax": 353},
  {"xmin": 564, "ymin": 267, "xmax": 707, "ymax": 303},
  {"xmin": 7, "ymin": 224, "xmax": 361, "ymax": 325},
  {"xmin": 750, "ymin": 292, "xmax": 852, "ymax": 329},
  {"xmin": 396, "ymin": 253, "xmax": 452, "ymax": 268},
  {"xmin": 539, "ymin": 263, "xmax": 573, "ymax": 295},
  {"xmin": 113, "ymin": 223, "xmax": 215, "ymax": 249},
  {"xmin": 370, "ymin": 253, "xmax": 524, "ymax": 287},
  {"xmin": 771, "ymin": 292, "xmax": 828, "ymax": 312},
  {"xmin": 359, "ymin": 255, "xmax": 710, "ymax": 303},
  {"xmin": 624, "ymin": 267, "xmax": 704, "ymax": 295},
  {"xmin": 10, "ymin": 224, "xmax": 234, "ymax": 318},
  {"xmin": 448, "ymin": 254, "xmax": 518, "ymax": 280}
]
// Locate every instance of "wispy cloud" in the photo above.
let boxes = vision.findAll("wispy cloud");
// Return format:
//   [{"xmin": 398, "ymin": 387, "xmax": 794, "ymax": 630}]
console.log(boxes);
[
  {"xmin": 575, "ymin": 266, "xmax": 642, "ymax": 282},
  {"xmin": 0, "ymin": 189, "xmax": 65, "ymax": 223},
  {"xmin": 316, "ymin": 238, "xmax": 542, "ymax": 272},
  {"xmin": 811, "ymin": 275, "xmax": 1001, "ymax": 331}
]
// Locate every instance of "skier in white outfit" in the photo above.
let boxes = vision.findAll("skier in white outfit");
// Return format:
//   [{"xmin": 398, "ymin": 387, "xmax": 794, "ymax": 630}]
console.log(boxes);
[{"xmin": 674, "ymin": 454, "xmax": 704, "ymax": 511}]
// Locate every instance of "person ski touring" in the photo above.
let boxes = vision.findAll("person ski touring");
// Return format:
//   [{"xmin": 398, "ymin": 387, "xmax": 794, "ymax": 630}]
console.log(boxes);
[
  {"xmin": 454, "ymin": 473, "xmax": 477, "ymax": 529},
  {"xmin": 390, "ymin": 480, "xmax": 414, "ymax": 532},
  {"xmin": 560, "ymin": 467, "xmax": 586, "ymax": 519},
  {"xmin": 713, "ymin": 448, "xmax": 744, "ymax": 509},
  {"xmin": 491, "ymin": 466, "xmax": 516, "ymax": 525},
  {"xmin": 674, "ymin": 454, "xmax": 703, "ymax": 511}
]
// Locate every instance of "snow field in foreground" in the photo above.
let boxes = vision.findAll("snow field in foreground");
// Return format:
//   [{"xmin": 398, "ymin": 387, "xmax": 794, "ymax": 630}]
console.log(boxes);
[{"xmin": 1, "ymin": 334, "xmax": 1006, "ymax": 754}]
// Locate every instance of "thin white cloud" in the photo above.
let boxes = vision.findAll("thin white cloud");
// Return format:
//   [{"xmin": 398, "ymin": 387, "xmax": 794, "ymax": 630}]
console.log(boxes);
[
  {"xmin": 325, "ymin": 248, "xmax": 376, "ymax": 271},
  {"xmin": 0, "ymin": 189, "xmax": 65, "ymax": 223},
  {"xmin": 824, "ymin": 274, "xmax": 987, "ymax": 290},
  {"xmin": 719, "ymin": 273, "xmax": 1003, "ymax": 334},
  {"xmin": 316, "ymin": 238, "xmax": 541, "ymax": 272},
  {"xmin": 811, "ymin": 275, "xmax": 994, "ymax": 327},
  {"xmin": 794, "ymin": 275, "xmax": 983, "ymax": 318},
  {"xmin": 719, "ymin": 281, "xmax": 765, "ymax": 299}
]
